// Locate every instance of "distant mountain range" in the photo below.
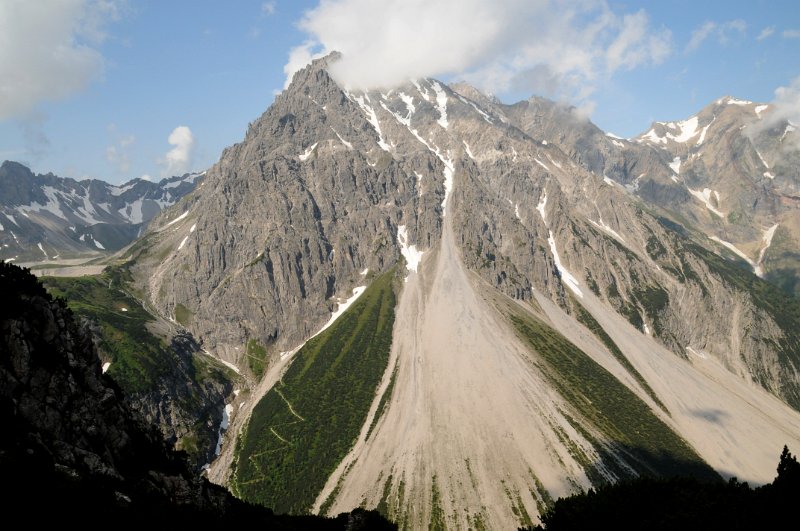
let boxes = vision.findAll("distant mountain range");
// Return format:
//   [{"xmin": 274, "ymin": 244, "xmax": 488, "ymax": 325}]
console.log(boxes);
[{"xmin": 0, "ymin": 160, "xmax": 203, "ymax": 262}]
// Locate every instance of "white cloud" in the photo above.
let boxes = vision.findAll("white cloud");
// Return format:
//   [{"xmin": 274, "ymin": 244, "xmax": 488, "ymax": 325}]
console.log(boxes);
[
  {"xmin": 140, "ymin": 174, "xmax": 152, "ymax": 181},
  {"xmin": 746, "ymin": 77, "xmax": 800, "ymax": 151},
  {"xmin": 783, "ymin": 29, "xmax": 800, "ymax": 39},
  {"xmin": 261, "ymin": 1, "xmax": 276, "ymax": 15},
  {"xmin": 757, "ymin": 26, "xmax": 775, "ymax": 41},
  {"xmin": 284, "ymin": 0, "xmax": 671, "ymax": 109},
  {"xmin": 686, "ymin": 19, "xmax": 746, "ymax": 52},
  {"xmin": 106, "ymin": 134, "xmax": 135, "ymax": 173},
  {"xmin": 0, "ymin": 0, "xmax": 123, "ymax": 121},
  {"xmin": 160, "ymin": 126, "xmax": 195, "ymax": 177},
  {"xmin": 283, "ymin": 40, "xmax": 327, "ymax": 89}
]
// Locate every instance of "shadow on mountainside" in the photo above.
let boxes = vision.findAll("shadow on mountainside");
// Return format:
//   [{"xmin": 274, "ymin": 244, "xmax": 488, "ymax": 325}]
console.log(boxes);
[{"xmin": 0, "ymin": 262, "xmax": 395, "ymax": 529}]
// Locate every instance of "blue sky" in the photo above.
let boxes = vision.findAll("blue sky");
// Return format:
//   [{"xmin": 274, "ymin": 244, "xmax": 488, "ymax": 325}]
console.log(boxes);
[{"xmin": 0, "ymin": 0, "xmax": 798, "ymax": 185}]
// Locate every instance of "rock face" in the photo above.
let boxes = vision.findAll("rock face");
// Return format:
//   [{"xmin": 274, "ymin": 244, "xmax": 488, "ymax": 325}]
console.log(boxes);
[
  {"xmin": 0, "ymin": 160, "xmax": 202, "ymax": 261},
  {"xmin": 0, "ymin": 261, "xmax": 394, "ymax": 529},
  {"xmin": 125, "ymin": 55, "xmax": 800, "ymax": 528}
]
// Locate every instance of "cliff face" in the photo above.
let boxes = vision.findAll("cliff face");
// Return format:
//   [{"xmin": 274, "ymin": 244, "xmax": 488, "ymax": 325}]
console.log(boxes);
[{"xmin": 0, "ymin": 261, "xmax": 393, "ymax": 529}]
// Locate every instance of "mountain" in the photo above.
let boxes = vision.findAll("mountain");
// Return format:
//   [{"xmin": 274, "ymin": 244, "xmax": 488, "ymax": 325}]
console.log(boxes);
[
  {"xmin": 505, "ymin": 95, "xmax": 800, "ymax": 296},
  {"xmin": 111, "ymin": 54, "xmax": 800, "ymax": 528},
  {"xmin": 0, "ymin": 261, "xmax": 393, "ymax": 529},
  {"xmin": 0, "ymin": 160, "xmax": 203, "ymax": 262}
]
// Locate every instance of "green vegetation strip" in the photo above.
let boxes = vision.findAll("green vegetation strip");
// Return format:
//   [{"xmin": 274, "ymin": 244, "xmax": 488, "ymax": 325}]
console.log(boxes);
[
  {"xmin": 572, "ymin": 301, "xmax": 669, "ymax": 414},
  {"xmin": 233, "ymin": 269, "xmax": 397, "ymax": 514},
  {"xmin": 43, "ymin": 271, "xmax": 174, "ymax": 394},
  {"xmin": 508, "ymin": 311, "xmax": 719, "ymax": 482}
]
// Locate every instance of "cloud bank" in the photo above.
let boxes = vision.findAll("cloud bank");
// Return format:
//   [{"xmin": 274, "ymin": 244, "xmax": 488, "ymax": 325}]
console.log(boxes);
[
  {"xmin": 0, "ymin": 0, "xmax": 122, "ymax": 121},
  {"xmin": 748, "ymin": 77, "xmax": 800, "ymax": 152},
  {"xmin": 284, "ymin": 0, "xmax": 671, "ymax": 108},
  {"xmin": 161, "ymin": 126, "xmax": 195, "ymax": 177}
]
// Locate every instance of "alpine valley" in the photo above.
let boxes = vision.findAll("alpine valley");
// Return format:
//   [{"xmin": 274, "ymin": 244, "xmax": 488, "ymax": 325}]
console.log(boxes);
[{"xmin": 6, "ymin": 53, "xmax": 800, "ymax": 529}]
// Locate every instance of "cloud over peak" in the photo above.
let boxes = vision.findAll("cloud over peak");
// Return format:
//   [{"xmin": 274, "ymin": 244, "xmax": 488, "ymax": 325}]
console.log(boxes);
[
  {"xmin": 160, "ymin": 126, "xmax": 195, "ymax": 177},
  {"xmin": 285, "ymin": 0, "xmax": 671, "ymax": 110}
]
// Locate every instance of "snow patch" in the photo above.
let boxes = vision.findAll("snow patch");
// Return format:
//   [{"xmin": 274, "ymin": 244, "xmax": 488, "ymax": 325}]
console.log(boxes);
[
  {"xmin": 37, "ymin": 243, "xmax": 48, "ymax": 258},
  {"xmin": 686, "ymin": 346, "xmax": 708, "ymax": 359},
  {"xmin": 669, "ymin": 156, "xmax": 682, "ymax": 174},
  {"xmin": 162, "ymin": 172, "xmax": 203, "ymax": 189},
  {"xmin": 726, "ymin": 97, "xmax": 752, "ymax": 106},
  {"xmin": 534, "ymin": 158, "xmax": 549, "ymax": 171},
  {"xmin": 317, "ymin": 285, "xmax": 367, "ymax": 337},
  {"xmin": 299, "ymin": 142, "xmax": 318, "ymax": 161},
  {"xmin": 332, "ymin": 129, "xmax": 353, "ymax": 150},
  {"xmin": 605, "ymin": 132, "xmax": 624, "ymax": 140},
  {"xmin": 350, "ymin": 93, "xmax": 391, "ymax": 152},
  {"xmin": 755, "ymin": 223, "xmax": 780, "ymax": 276},
  {"xmin": 755, "ymin": 104, "xmax": 769, "ymax": 117},
  {"xmin": 643, "ymin": 323, "xmax": 650, "ymax": 335},
  {"xmin": 755, "ymin": 150, "xmax": 769, "ymax": 169},
  {"xmin": 669, "ymin": 116, "xmax": 700, "ymax": 143},
  {"xmin": 18, "ymin": 186, "xmax": 67, "ymax": 221},
  {"xmin": 5, "ymin": 214, "xmax": 18, "ymax": 226},
  {"xmin": 431, "ymin": 81, "xmax": 449, "ymax": 128},
  {"xmin": 611, "ymin": 139, "xmax": 625, "ymax": 148},
  {"xmin": 455, "ymin": 94, "xmax": 493, "ymax": 123},
  {"xmin": 102, "ymin": 362, "xmax": 111, "ymax": 373},
  {"xmin": 361, "ymin": 268, "xmax": 369, "ymax": 276},
  {"xmin": 764, "ymin": 172, "xmax": 775, "ymax": 179},
  {"xmin": 398, "ymin": 92, "xmax": 415, "ymax": 114},
  {"xmin": 93, "ymin": 239, "xmax": 105, "ymax": 250},
  {"xmin": 696, "ymin": 118, "xmax": 714, "ymax": 145},
  {"xmin": 202, "ymin": 349, "xmax": 241, "ymax": 375},
  {"xmin": 640, "ymin": 129, "xmax": 667, "ymax": 144},
  {"xmin": 547, "ymin": 231, "xmax": 583, "ymax": 298},
  {"xmin": 589, "ymin": 218, "xmax": 626, "ymax": 243},
  {"xmin": 603, "ymin": 176, "xmax": 616, "ymax": 187},
  {"xmin": 109, "ymin": 182, "xmax": 136, "ymax": 196},
  {"xmin": 688, "ymin": 188, "xmax": 725, "ymax": 217},
  {"xmin": 165, "ymin": 210, "xmax": 189, "ymax": 227},
  {"xmin": 411, "ymin": 79, "xmax": 431, "ymax": 101},
  {"xmin": 709, "ymin": 236, "xmax": 756, "ymax": 272},
  {"xmin": 463, "ymin": 141, "xmax": 474, "ymax": 160},
  {"xmin": 781, "ymin": 124, "xmax": 796, "ymax": 142},
  {"xmin": 536, "ymin": 192, "xmax": 548, "ymax": 224},
  {"xmin": 177, "ymin": 236, "xmax": 189, "ymax": 250},
  {"xmin": 514, "ymin": 204, "xmax": 521, "ymax": 220},
  {"xmin": 397, "ymin": 225, "xmax": 424, "ymax": 275}
]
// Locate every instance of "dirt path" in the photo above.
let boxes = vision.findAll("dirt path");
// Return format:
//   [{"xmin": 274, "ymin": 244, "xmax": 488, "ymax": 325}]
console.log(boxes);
[{"xmin": 313, "ymin": 213, "xmax": 598, "ymax": 529}]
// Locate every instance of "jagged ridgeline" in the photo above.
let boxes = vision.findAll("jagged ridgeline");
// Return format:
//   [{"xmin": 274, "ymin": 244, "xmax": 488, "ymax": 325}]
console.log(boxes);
[{"xmin": 232, "ymin": 269, "xmax": 397, "ymax": 513}]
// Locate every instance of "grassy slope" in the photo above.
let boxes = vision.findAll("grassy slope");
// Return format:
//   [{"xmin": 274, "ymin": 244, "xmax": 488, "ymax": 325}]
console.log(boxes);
[
  {"xmin": 42, "ymin": 267, "xmax": 234, "ymax": 463},
  {"xmin": 232, "ymin": 269, "xmax": 398, "ymax": 514},
  {"xmin": 507, "ymin": 307, "xmax": 719, "ymax": 483},
  {"xmin": 43, "ymin": 269, "xmax": 174, "ymax": 393}
]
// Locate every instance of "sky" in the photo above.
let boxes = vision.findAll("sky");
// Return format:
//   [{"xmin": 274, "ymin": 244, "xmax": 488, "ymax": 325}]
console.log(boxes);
[{"xmin": 0, "ymin": 0, "xmax": 799, "ymax": 185}]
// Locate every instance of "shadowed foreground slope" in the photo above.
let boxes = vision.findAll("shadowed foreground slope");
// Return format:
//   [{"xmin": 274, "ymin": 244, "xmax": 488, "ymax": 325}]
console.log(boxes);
[{"xmin": 0, "ymin": 262, "xmax": 394, "ymax": 529}]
